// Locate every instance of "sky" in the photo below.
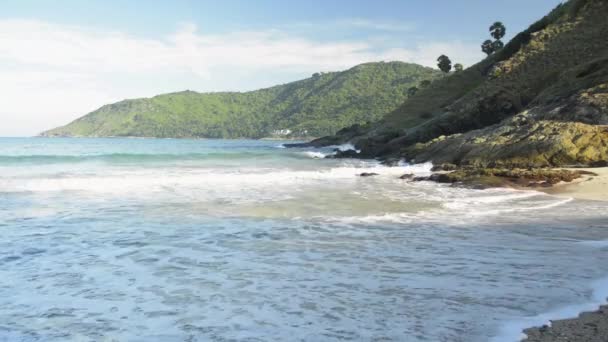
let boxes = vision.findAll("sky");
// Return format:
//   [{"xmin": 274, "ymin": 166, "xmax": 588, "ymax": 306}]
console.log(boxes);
[{"xmin": 1, "ymin": 0, "xmax": 564, "ymax": 136}]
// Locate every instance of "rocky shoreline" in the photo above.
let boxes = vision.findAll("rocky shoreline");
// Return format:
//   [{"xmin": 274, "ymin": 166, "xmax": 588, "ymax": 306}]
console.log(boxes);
[
  {"xmin": 523, "ymin": 305, "xmax": 608, "ymax": 342},
  {"xmin": 410, "ymin": 164, "xmax": 596, "ymax": 190}
]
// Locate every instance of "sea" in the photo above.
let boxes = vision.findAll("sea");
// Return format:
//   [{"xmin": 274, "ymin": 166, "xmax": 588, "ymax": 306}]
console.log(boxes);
[{"xmin": 1, "ymin": 137, "xmax": 607, "ymax": 342}]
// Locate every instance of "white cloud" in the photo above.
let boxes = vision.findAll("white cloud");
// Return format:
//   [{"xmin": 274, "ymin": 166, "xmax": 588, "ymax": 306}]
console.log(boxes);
[
  {"xmin": 0, "ymin": 19, "xmax": 483, "ymax": 136},
  {"xmin": 287, "ymin": 18, "xmax": 415, "ymax": 33}
]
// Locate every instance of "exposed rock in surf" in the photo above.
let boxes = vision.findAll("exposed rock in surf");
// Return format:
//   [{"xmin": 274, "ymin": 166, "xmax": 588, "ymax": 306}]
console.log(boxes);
[
  {"xmin": 334, "ymin": 150, "xmax": 360, "ymax": 158},
  {"xmin": 412, "ymin": 167, "xmax": 592, "ymax": 189},
  {"xmin": 358, "ymin": 172, "xmax": 379, "ymax": 177},
  {"xmin": 399, "ymin": 174, "xmax": 414, "ymax": 180}
]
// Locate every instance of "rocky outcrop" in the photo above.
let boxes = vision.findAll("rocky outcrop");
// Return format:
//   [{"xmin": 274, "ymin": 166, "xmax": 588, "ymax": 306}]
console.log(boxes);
[
  {"xmin": 302, "ymin": 0, "xmax": 608, "ymax": 169},
  {"xmin": 406, "ymin": 115, "xmax": 608, "ymax": 168},
  {"xmin": 406, "ymin": 67, "xmax": 608, "ymax": 168},
  {"xmin": 412, "ymin": 167, "xmax": 594, "ymax": 189}
]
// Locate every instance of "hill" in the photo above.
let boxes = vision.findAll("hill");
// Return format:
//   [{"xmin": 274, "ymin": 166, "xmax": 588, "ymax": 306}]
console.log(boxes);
[
  {"xmin": 310, "ymin": 0, "xmax": 608, "ymax": 168},
  {"xmin": 40, "ymin": 62, "xmax": 441, "ymax": 139}
]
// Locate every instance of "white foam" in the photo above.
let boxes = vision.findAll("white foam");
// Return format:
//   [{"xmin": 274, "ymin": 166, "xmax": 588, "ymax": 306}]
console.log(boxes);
[
  {"xmin": 301, "ymin": 151, "xmax": 329, "ymax": 159},
  {"xmin": 492, "ymin": 276, "xmax": 608, "ymax": 342},
  {"xmin": 334, "ymin": 143, "xmax": 360, "ymax": 153},
  {"xmin": 0, "ymin": 162, "xmax": 429, "ymax": 195}
]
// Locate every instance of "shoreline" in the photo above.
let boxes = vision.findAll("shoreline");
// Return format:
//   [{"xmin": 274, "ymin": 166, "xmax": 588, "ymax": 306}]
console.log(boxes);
[
  {"xmin": 500, "ymin": 271, "xmax": 608, "ymax": 342},
  {"xmin": 541, "ymin": 167, "xmax": 608, "ymax": 202},
  {"xmin": 523, "ymin": 305, "xmax": 608, "ymax": 342},
  {"xmin": 519, "ymin": 169, "xmax": 608, "ymax": 341}
]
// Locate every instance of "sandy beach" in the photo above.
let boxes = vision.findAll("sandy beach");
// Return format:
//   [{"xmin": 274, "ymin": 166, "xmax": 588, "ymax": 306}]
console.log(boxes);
[{"xmin": 543, "ymin": 167, "xmax": 608, "ymax": 202}]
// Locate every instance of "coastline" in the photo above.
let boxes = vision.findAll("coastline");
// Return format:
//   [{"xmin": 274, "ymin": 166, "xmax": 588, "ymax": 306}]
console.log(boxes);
[
  {"xmin": 520, "ymin": 169, "xmax": 608, "ymax": 341},
  {"xmin": 523, "ymin": 305, "xmax": 608, "ymax": 342},
  {"xmin": 542, "ymin": 167, "xmax": 608, "ymax": 202}
]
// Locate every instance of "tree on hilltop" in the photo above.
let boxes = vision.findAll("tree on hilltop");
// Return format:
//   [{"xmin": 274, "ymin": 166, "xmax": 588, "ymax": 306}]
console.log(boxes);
[
  {"xmin": 492, "ymin": 40, "xmax": 504, "ymax": 51},
  {"xmin": 490, "ymin": 21, "xmax": 506, "ymax": 40},
  {"xmin": 481, "ymin": 22, "xmax": 506, "ymax": 55},
  {"xmin": 437, "ymin": 55, "xmax": 452, "ymax": 73},
  {"xmin": 482, "ymin": 40, "xmax": 494, "ymax": 55}
]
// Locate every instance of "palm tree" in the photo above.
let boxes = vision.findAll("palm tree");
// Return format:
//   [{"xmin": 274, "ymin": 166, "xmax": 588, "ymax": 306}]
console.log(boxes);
[{"xmin": 490, "ymin": 22, "xmax": 506, "ymax": 40}]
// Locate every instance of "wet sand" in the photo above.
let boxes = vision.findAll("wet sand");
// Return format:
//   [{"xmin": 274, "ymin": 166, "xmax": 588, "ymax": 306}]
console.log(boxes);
[{"xmin": 543, "ymin": 167, "xmax": 608, "ymax": 202}]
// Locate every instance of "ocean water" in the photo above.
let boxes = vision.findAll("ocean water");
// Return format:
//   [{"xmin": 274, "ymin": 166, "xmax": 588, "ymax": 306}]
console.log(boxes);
[{"xmin": 1, "ymin": 137, "xmax": 607, "ymax": 342}]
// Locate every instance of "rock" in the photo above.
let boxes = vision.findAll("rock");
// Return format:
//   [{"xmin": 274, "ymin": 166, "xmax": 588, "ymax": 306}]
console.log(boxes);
[
  {"xmin": 358, "ymin": 172, "xmax": 379, "ymax": 177},
  {"xmin": 590, "ymin": 160, "xmax": 608, "ymax": 167},
  {"xmin": 523, "ymin": 304, "xmax": 608, "ymax": 342},
  {"xmin": 431, "ymin": 163, "xmax": 458, "ymax": 171},
  {"xmin": 406, "ymin": 116, "xmax": 608, "ymax": 168},
  {"xmin": 412, "ymin": 167, "xmax": 586, "ymax": 189},
  {"xmin": 399, "ymin": 174, "xmax": 414, "ymax": 179},
  {"xmin": 334, "ymin": 150, "xmax": 360, "ymax": 158},
  {"xmin": 428, "ymin": 173, "xmax": 457, "ymax": 183}
]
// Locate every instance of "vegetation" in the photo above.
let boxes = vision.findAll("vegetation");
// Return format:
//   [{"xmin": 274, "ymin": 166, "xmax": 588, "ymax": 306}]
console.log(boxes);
[
  {"xmin": 437, "ymin": 55, "xmax": 452, "ymax": 73},
  {"xmin": 454, "ymin": 63, "xmax": 464, "ymax": 72},
  {"xmin": 316, "ymin": 0, "xmax": 608, "ymax": 168},
  {"xmin": 481, "ymin": 40, "xmax": 495, "ymax": 55},
  {"xmin": 490, "ymin": 21, "xmax": 506, "ymax": 40},
  {"xmin": 482, "ymin": 21, "xmax": 506, "ymax": 55},
  {"xmin": 42, "ymin": 62, "xmax": 441, "ymax": 139},
  {"xmin": 419, "ymin": 80, "xmax": 432, "ymax": 88}
]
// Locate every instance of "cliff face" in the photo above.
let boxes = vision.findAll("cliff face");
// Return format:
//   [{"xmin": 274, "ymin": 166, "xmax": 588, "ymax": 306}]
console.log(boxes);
[{"xmin": 319, "ymin": 0, "xmax": 608, "ymax": 168}]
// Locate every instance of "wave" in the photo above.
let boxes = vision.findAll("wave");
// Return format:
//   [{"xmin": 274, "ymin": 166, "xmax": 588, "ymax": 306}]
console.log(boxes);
[
  {"xmin": 301, "ymin": 151, "xmax": 329, "ymax": 159},
  {"xmin": 333, "ymin": 143, "xmax": 360, "ymax": 152},
  {"xmin": 492, "ymin": 276, "xmax": 608, "ymax": 342},
  {"xmin": 442, "ymin": 190, "xmax": 574, "ymax": 216},
  {"xmin": 299, "ymin": 143, "xmax": 360, "ymax": 158},
  {"xmin": 0, "ymin": 162, "xmax": 432, "ymax": 193}
]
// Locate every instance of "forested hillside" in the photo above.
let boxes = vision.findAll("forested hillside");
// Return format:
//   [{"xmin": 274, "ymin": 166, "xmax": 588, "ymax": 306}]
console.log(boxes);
[{"xmin": 41, "ymin": 62, "xmax": 440, "ymax": 139}]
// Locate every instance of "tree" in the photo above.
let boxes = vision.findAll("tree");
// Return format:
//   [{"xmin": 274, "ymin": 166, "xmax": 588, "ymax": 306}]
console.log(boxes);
[
  {"xmin": 454, "ymin": 63, "xmax": 463, "ymax": 72},
  {"xmin": 482, "ymin": 22, "xmax": 506, "ymax": 55},
  {"xmin": 437, "ymin": 55, "xmax": 452, "ymax": 73},
  {"xmin": 491, "ymin": 40, "xmax": 504, "ymax": 52},
  {"xmin": 482, "ymin": 39, "xmax": 494, "ymax": 55},
  {"xmin": 407, "ymin": 86, "xmax": 418, "ymax": 96},
  {"xmin": 490, "ymin": 21, "xmax": 506, "ymax": 40}
]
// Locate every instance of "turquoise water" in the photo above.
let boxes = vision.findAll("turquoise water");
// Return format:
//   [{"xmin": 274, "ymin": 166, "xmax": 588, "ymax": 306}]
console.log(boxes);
[{"xmin": 1, "ymin": 137, "xmax": 608, "ymax": 341}]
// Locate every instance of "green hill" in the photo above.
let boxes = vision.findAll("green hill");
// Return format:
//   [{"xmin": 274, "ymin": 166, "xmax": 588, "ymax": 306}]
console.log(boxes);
[
  {"xmin": 314, "ymin": 0, "xmax": 608, "ymax": 168},
  {"xmin": 40, "ymin": 62, "xmax": 441, "ymax": 139}
]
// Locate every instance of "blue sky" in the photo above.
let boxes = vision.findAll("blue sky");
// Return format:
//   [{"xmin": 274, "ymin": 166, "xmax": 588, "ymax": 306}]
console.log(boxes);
[{"xmin": 1, "ymin": 0, "xmax": 563, "ymax": 136}]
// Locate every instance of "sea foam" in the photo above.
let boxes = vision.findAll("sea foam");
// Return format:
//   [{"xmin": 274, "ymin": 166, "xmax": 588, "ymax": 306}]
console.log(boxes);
[{"xmin": 492, "ymin": 276, "xmax": 608, "ymax": 342}]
